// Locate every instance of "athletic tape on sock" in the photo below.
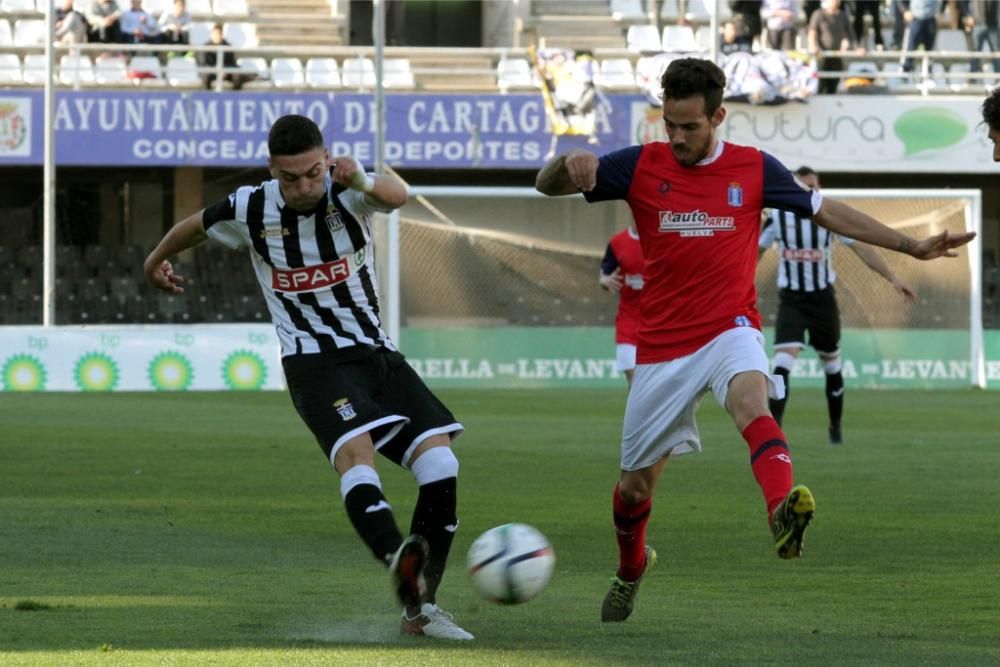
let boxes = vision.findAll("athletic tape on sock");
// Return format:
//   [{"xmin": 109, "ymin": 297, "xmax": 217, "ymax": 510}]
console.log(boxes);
[
  {"xmin": 822, "ymin": 355, "xmax": 842, "ymax": 374},
  {"xmin": 410, "ymin": 447, "xmax": 459, "ymax": 486},
  {"xmin": 340, "ymin": 464, "xmax": 382, "ymax": 499}
]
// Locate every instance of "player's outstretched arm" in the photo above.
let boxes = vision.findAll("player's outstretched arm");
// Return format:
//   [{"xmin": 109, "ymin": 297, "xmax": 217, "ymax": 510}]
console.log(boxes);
[
  {"xmin": 331, "ymin": 157, "xmax": 408, "ymax": 209},
  {"xmin": 143, "ymin": 210, "xmax": 208, "ymax": 294},
  {"xmin": 813, "ymin": 198, "xmax": 976, "ymax": 260},
  {"xmin": 849, "ymin": 242, "xmax": 916, "ymax": 302},
  {"xmin": 536, "ymin": 150, "xmax": 599, "ymax": 196}
]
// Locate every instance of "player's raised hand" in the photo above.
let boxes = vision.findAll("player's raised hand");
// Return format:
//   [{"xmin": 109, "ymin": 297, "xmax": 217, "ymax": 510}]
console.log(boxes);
[
  {"xmin": 146, "ymin": 259, "xmax": 185, "ymax": 294},
  {"xmin": 330, "ymin": 156, "xmax": 374, "ymax": 192},
  {"xmin": 908, "ymin": 230, "xmax": 977, "ymax": 260},
  {"xmin": 565, "ymin": 150, "xmax": 599, "ymax": 192},
  {"xmin": 599, "ymin": 267, "xmax": 624, "ymax": 293}
]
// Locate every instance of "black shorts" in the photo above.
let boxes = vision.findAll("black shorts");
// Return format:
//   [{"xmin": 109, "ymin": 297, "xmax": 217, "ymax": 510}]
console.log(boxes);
[
  {"xmin": 774, "ymin": 287, "xmax": 841, "ymax": 354},
  {"xmin": 282, "ymin": 347, "xmax": 462, "ymax": 468}
]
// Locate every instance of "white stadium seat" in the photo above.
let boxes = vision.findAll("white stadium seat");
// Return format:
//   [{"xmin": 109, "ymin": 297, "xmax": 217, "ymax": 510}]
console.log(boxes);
[
  {"xmin": 383, "ymin": 58, "xmax": 415, "ymax": 89},
  {"xmin": 270, "ymin": 57, "xmax": 305, "ymax": 88},
  {"xmin": 185, "ymin": 0, "xmax": 213, "ymax": 14},
  {"xmin": 223, "ymin": 22, "xmax": 258, "ymax": 48},
  {"xmin": 1, "ymin": 0, "xmax": 37, "ymax": 11},
  {"xmin": 610, "ymin": 0, "xmax": 645, "ymax": 20},
  {"xmin": 595, "ymin": 58, "xmax": 635, "ymax": 89},
  {"xmin": 0, "ymin": 53, "xmax": 21, "ymax": 84},
  {"xmin": 626, "ymin": 24, "xmax": 661, "ymax": 53},
  {"xmin": 95, "ymin": 55, "xmax": 129, "ymax": 84},
  {"xmin": 496, "ymin": 58, "xmax": 534, "ymax": 92},
  {"xmin": 342, "ymin": 56, "xmax": 376, "ymax": 88},
  {"xmin": 305, "ymin": 57, "xmax": 340, "ymax": 88},
  {"xmin": 662, "ymin": 25, "xmax": 699, "ymax": 52},
  {"xmin": 128, "ymin": 55, "xmax": 166, "ymax": 85},
  {"xmin": 21, "ymin": 54, "xmax": 46, "ymax": 84},
  {"xmin": 166, "ymin": 56, "xmax": 201, "ymax": 87},
  {"xmin": 59, "ymin": 55, "xmax": 95, "ymax": 86},
  {"xmin": 13, "ymin": 19, "xmax": 46, "ymax": 46},
  {"xmin": 0, "ymin": 19, "xmax": 13, "ymax": 46},
  {"xmin": 213, "ymin": 0, "xmax": 249, "ymax": 16},
  {"xmin": 188, "ymin": 22, "xmax": 213, "ymax": 45}
]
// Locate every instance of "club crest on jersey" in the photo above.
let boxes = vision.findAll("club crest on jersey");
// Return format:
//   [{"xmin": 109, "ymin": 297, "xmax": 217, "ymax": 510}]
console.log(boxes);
[
  {"xmin": 334, "ymin": 398, "xmax": 357, "ymax": 421},
  {"xmin": 727, "ymin": 183, "xmax": 743, "ymax": 207},
  {"xmin": 325, "ymin": 203, "xmax": 345, "ymax": 233}
]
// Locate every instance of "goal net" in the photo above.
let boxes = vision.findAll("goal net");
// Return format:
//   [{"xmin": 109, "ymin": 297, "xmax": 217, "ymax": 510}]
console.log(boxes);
[{"xmin": 386, "ymin": 187, "xmax": 983, "ymax": 388}]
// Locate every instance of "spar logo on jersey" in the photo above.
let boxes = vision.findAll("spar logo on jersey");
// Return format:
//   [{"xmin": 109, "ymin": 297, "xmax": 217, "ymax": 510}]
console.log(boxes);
[
  {"xmin": 271, "ymin": 258, "xmax": 351, "ymax": 292},
  {"xmin": 658, "ymin": 210, "xmax": 736, "ymax": 237},
  {"xmin": 325, "ymin": 203, "xmax": 345, "ymax": 233},
  {"xmin": 727, "ymin": 182, "xmax": 743, "ymax": 207},
  {"xmin": 781, "ymin": 248, "xmax": 825, "ymax": 262}
]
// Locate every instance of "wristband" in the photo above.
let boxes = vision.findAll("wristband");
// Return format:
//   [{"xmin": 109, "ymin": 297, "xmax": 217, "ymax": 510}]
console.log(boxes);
[{"xmin": 349, "ymin": 159, "xmax": 376, "ymax": 193}]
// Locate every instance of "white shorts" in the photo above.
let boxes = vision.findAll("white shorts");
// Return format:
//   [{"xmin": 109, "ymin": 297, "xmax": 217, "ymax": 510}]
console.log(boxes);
[
  {"xmin": 615, "ymin": 343, "xmax": 637, "ymax": 372},
  {"xmin": 620, "ymin": 327, "xmax": 786, "ymax": 471}
]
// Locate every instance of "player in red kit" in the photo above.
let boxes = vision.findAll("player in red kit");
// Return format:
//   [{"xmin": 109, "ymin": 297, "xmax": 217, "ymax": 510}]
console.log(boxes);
[
  {"xmin": 599, "ymin": 226, "xmax": 644, "ymax": 386},
  {"xmin": 536, "ymin": 58, "xmax": 975, "ymax": 623}
]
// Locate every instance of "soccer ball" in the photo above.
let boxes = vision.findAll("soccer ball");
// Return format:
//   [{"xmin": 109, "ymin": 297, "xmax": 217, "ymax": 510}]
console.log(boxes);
[{"xmin": 467, "ymin": 523, "xmax": 555, "ymax": 604}]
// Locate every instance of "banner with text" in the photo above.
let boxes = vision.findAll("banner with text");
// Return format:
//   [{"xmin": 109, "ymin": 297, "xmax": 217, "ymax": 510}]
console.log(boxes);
[
  {"xmin": 2, "ymin": 325, "xmax": 998, "ymax": 391},
  {"xmin": 0, "ymin": 91, "xmax": 997, "ymax": 172}
]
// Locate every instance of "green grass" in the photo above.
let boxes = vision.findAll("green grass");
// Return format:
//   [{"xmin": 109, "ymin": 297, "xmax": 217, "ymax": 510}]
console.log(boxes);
[{"xmin": 1, "ymin": 389, "xmax": 998, "ymax": 666}]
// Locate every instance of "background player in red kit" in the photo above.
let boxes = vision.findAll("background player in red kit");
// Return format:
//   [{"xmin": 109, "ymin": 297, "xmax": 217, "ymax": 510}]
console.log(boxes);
[
  {"xmin": 599, "ymin": 225, "xmax": 645, "ymax": 386},
  {"xmin": 536, "ymin": 58, "xmax": 975, "ymax": 624}
]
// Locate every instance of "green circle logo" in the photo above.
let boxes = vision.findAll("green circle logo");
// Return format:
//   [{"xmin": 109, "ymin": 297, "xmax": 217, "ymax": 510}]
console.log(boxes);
[
  {"xmin": 2, "ymin": 354, "xmax": 47, "ymax": 391},
  {"xmin": 222, "ymin": 350, "xmax": 267, "ymax": 390},
  {"xmin": 74, "ymin": 352, "xmax": 119, "ymax": 392},
  {"xmin": 148, "ymin": 351, "xmax": 194, "ymax": 391}
]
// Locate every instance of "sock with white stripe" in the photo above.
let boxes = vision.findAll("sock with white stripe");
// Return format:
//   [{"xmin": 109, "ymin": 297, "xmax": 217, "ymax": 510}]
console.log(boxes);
[
  {"xmin": 409, "ymin": 447, "xmax": 460, "ymax": 603},
  {"xmin": 341, "ymin": 465, "xmax": 403, "ymax": 565}
]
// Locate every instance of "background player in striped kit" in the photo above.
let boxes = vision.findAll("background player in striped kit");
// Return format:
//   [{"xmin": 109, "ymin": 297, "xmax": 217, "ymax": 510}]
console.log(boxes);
[
  {"xmin": 759, "ymin": 166, "xmax": 916, "ymax": 444},
  {"xmin": 599, "ymin": 225, "xmax": 645, "ymax": 386},
  {"xmin": 143, "ymin": 114, "xmax": 473, "ymax": 641}
]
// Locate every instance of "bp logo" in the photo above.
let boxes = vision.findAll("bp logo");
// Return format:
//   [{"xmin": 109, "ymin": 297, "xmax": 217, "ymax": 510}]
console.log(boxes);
[
  {"xmin": 894, "ymin": 107, "xmax": 967, "ymax": 156},
  {"xmin": 2, "ymin": 354, "xmax": 47, "ymax": 391},
  {"xmin": 74, "ymin": 352, "xmax": 120, "ymax": 391},
  {"xmin": 222, "ymin": 350, "xmax": 267, "ymax": 390},
  {"xmin": 0, "ymin": 101, "xmax": 28, "ymax": 153},
  {"xmin": 148, "ymin": 351, "xmax": 194, "ymax": 391}
]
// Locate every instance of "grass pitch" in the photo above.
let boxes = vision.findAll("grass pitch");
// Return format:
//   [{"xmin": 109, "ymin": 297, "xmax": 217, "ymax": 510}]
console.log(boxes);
[{"xmin": 1, "ymin": 388, "xmax": 998, "ymax": 666}]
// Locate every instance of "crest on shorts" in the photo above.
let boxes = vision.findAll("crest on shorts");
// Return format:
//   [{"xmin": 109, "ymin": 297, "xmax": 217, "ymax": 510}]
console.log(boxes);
[
  {"xmin": 334, "ymin": 398, "xmax": 356, "ymax": 421},
  {"xmin": 734, "ymin": 315, "xmax": 752, "ymax": 327}
]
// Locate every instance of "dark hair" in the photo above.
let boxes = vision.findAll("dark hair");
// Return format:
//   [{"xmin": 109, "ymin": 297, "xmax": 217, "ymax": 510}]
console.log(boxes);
[
  {"xmin": 660, "ymin": 58, "xmax": 726, "ymax": 117},
  {"xmin": 268, "ymin": 114, "xmax": 324, "ymax": 157},
  {"xmin": 794, "ymin": 166, "xmax": 817, "ymax": 178},
  {"xmin": 982, "ymin": 87, "xmax": 1000, "ymax": 132}
]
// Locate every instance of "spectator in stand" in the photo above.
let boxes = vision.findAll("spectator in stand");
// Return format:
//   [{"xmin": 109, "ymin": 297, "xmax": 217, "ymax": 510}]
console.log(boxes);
[
  {"xmin": 721, "ymin": 19, "xmax": 754, "ymax": 53},
  {"xmin": 900, "ymin": 0, "xmax": 941, "ymax": 72},
  {"xmin": 55, "ymin": 0, "xmax": 89, "ymax": 48},
  {"xmin": 729, "ymin": 1, "xmax": 764, "ymax": 47},
  {"xmin": 851, "ymin": 0, "xmax": 886, "ymax": 50},
  {"xmin": 86, "ymin": 0, "xmax": 123, "ymax": 44},
  {"xmin": 809, "ymin": 0, "xmax": 863, "ymax": 93},
  {"xmin": 969, "ymin": 0, "xmax": 1000, "ymax": 75},
  {"xmin": 198, "ymin": 23, "xmax": 253, "ymax": 90},
  {"xmin": 762, "ymin": 0, "xmax": 800, "ymax": 49},
  {"xmin": 159, "ymin": 0, "xmax": 192, "ymax": 46},
  {"xmin": 120, "ymin": 0, "xmax": 161, "ymax": 44}
]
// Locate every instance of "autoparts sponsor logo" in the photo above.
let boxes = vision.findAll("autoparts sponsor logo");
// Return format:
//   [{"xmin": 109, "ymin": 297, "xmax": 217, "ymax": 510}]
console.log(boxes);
[{"xmin": 659, "ymin": 210, "xmax": 735, "ymax": 236}]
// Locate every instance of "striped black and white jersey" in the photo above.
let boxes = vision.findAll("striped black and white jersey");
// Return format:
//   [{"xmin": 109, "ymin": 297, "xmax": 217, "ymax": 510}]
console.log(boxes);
[
  {"xmin": 203, "ymin": 172, "xmax": 395, "ymax": 357},
  {"xmin": 759, "ymin": 209, "xmax": 855, "ymax": 292}
]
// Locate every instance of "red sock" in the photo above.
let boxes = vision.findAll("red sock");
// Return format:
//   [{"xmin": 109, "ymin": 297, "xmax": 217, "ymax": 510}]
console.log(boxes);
[
  {"xmin": 612, "ymin": 482, "xmax": 652, "ymax": 581},
  {"xmin": 742, "ymin": 416, "xmax": 794, "ymax": 520}
]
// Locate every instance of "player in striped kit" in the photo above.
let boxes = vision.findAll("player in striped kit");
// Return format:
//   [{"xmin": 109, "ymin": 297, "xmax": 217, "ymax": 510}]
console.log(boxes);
[
  {"xmin": 143, "ymin": 115, "xmax": 473, "ymax": 641},
  {"xmin": 759, "ymin": 166, "xmax": 916, "ymax": 444},
  {"xmin": 599, "ymin": 225, "xmax": 645, "ymax": 386},
  {"xmin": 536, "ymin": 58, "xmax": 975, "ymax": 624}
]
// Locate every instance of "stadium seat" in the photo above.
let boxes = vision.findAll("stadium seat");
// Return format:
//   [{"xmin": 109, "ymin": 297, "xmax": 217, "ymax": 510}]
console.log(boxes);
[
  {"xmin": 128, "ymin": 56, "xmax": 166, "ymax": 85},
  {"xmin": 34, "ymin": 0, "xmax": 50, "ymax": 12},
  {"xmin": 188, "ymin": 21, "xmax": 212, "ymax": 45},
  {"xmin": 595, "ymin": 58, "xmax": 635, "ymax": 89},
  {"xmin": 2, "ymin": 0, "xmax": 37, "ymax": 11},
  {"xmin": 185, "ymin": 0, "xmax": 212, "ymax": 14},
  {"xmin": 58, "ymin": 55, "xmax": 95, "ymax": 86},
  {"xmin": 0, "ymin": 19, "xmax": 13, "ymax": 46},
  {"xmin": 659, "ymin": 0, "xmax": 680, "ymax": 21},
  {"xmin": 13, "ymin": 19, "xmax": 45, "ymax": 46},
  {"xmin": 610, "ymin": 0, "xmax": 645, "ymax": 20},
  {"xmin": 212, "ymin": 0, "xmax": 248, "ymax": 16},
  {"xmin": 166, "ymin": 56, "xmax": 201, "ymax": 87},
  {"xmin": 305, "ymin": 57, "xmax": 340, "ymax": 88},
  {"xmin": 949, "ymin": 62, "xmax": 972, "ymax": 91},
  {"xmin": 270, "ymin": 57, "xmax": 305, "ymax": 88},
  {"xmin": 695, "ymin": 27, "xmax": 715, "ymax": 52},
  {"xmin": 95, "ymin": 55, "xmax": 129, "ymax": 85},
  {"xmin": 383, "ymin": 58, "xmax": 415, "ymax": 89},
  {"xmin": 626, "ymin": 24, "xmax": 661, "ymax": 52},
  {"xmin": 21, "ymin": 54, "xmax": 46, "ymax": 84},
  {"xmin": 223, "ymin": 22, "xmax": 258, "ymax": 48},
  {"xmin": 0, "ymin": 54, "xmax": 21, "ymax": 84},
  {"xmin": 237, "ymin": 56, "xmax": 270, "ymax": 83},
  {"xmin": 496, "ymin": 57, "xmax": 534, "ymax": 92},
  {"xmin": 935, "ymin": 29, "xmax": 970, "ymax": 53},
  {"xmin": 882, "ymin": 62, "xmax": 920, "ymax": 94},
  {"xmin": 341, "ymin": 56, "xmax": 376, "ymax": 88},
  {"xmin": 142, "ymin": 0, "xmax": 170, "ymax": 16},
  {"xmin": 662, "ymin": 25, "xmax": 699, "ymax": 52}
]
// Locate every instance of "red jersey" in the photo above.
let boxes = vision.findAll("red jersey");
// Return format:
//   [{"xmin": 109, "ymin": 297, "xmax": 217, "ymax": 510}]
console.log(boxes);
[
  {"xmin": 585, "ymin": 141, "xmax": 820, "ymax": 364},
  {"xmin": 601, "ymin": 228, "xmax": 644, "ymax": 345}
]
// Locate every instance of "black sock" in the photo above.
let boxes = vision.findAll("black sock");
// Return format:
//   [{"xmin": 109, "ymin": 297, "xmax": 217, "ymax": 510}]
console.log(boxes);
[
  {"xmin": 770, "ymin": 366, "xmax": 790, "ymax": 426},
  {"xmin": 344, "ymin": 484, "xmax": 403, "ymax": 565},
  {"xmin": 826, "ymin": 371, "xmax": 844, "ymax": 428},
  {"xmin": 410, "ymin": 477, "xmax": 458, "ymax": 604}
]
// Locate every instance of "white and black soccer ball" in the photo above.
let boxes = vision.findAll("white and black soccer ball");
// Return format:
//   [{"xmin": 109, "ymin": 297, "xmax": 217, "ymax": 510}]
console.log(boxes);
[{"xmin": 467, "ymin": 523, "xmax": 555, "ymax": 604}]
